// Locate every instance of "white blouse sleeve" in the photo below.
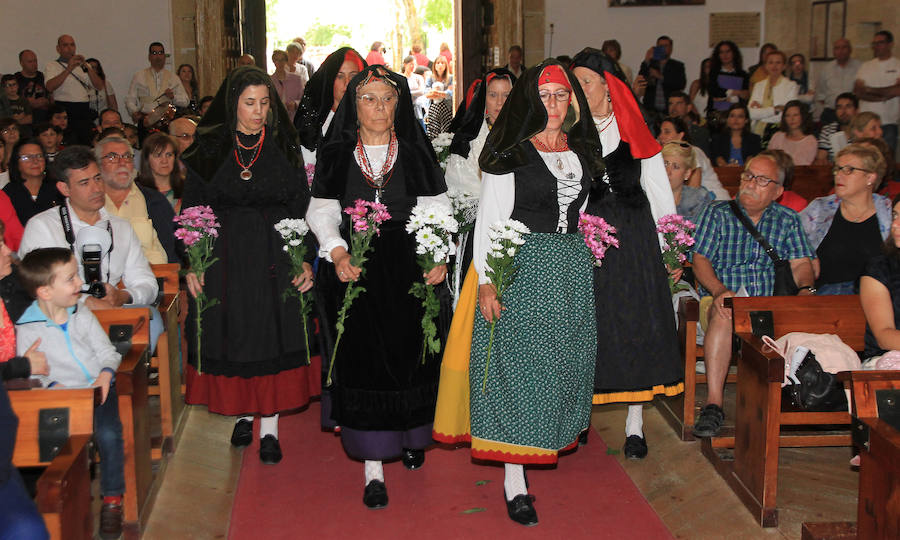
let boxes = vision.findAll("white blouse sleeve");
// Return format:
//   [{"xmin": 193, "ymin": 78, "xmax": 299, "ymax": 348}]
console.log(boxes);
[
  {"xmin": 306, "ymin": 197, "xmax": 346, "ymax": 261},
  {"xmin": 416, "ymin": 192, "xmax": 453, "ymax": 210},
  {"xmin": 444, "ymin": 152, "xmax": 482, "ymax": 197},
  {"xmin": 640, "ymin": 152, "xmax": 676, "ymax": 224},
  {"xmin": 473, "ymin": 172, "xmax": 515, "ymax": 284}
]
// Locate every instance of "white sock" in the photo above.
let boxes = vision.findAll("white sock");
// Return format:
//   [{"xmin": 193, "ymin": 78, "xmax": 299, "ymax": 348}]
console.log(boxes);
[
  {"xmin": 364, "ymin": 460, "xmax": 384, "ymax": 485},
  {"xmin": 259, "ymin": 414, "xmax": 279, "ymax": 439},
  {"xmin": 238, "ymin": 415, "xmax": 253, "ymax": 423},
  {"xmin": 504, "ymin": 463, "xmax": 527, "ymax": 501},
  {"xmin": 625, "ymin": 404, "xmax": 644, "ymax": 438}
]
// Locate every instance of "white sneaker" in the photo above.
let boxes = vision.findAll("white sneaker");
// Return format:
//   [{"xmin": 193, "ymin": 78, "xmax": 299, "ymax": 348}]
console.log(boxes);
[{"xmin": 695, "ymin": 360, "xmax": 706, "ymax": 374}]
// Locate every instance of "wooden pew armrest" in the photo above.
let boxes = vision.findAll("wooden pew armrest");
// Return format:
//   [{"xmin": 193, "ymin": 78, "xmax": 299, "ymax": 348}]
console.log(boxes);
[
  {"xmin": 115, "ymin": 345, "xmax": 150, "ymax": 396},
  {"xmin": 35, "ymin": 433, "xmax": 92, "ymax": 513},
  {"xmin": 678, "ymin": 296, "xmax": 700, "ymax": 321},
  {"xmin": 735, "ymin": 332, "xmax": 785, "ymax": 383}
]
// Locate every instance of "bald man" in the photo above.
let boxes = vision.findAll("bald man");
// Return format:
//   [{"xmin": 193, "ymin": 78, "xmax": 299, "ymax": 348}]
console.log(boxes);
[
  {"xmin": 168, "ymin": 117, "xmax": 196, "ymax": 154},
  {"xmin": 815, "ymin": 38, "xmax": 861, "ymax": 125},
  {"xmin": 237, "ymin": 54, "xmax": 256, "ymax": 67},
  {"xmin": 43, "ymin": 35, "xmax": 105, "ymax": 144},
  {"xmin": 15, "ymin": 50, "xmax": 51, "ymax": 122}
]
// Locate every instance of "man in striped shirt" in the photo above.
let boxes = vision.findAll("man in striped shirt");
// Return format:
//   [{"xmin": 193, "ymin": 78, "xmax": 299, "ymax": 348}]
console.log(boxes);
[{"xmin": 690, "ymin": 154, "xmax": 815, "ymax": 437}]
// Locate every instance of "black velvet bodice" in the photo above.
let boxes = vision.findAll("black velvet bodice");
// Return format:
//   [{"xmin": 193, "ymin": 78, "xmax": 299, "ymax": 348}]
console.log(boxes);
[
  {"xmin": 339, "ymin": 148, "xmax": 417, "ymax": 226},
  {"xmin": 509, "ymin": 143, "xmax": 591, "ymax": 233},
  {"xmin": 587, "ymin": 140, "xmax": 647, "ymax": 211}
]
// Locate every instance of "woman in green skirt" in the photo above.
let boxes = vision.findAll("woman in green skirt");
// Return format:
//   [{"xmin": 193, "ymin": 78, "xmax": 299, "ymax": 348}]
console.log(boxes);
[{"xmin": 470, "ymin": 59, "xmax": 605, "ymax": 526}]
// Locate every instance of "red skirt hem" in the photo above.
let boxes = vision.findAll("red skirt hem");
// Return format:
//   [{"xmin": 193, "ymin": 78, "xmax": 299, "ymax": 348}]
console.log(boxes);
[{"xmin": 185, "ymin": 355, "xmax": 322, "ymax": 416}]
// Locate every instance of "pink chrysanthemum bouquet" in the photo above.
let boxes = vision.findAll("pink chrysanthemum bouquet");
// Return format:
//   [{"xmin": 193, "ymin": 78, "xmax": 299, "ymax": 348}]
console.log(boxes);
[
  {"xmin": 578, "ymin": 212, "xmax": 619, "ymax": 267},
  {"xmin": 656, "ymin": 213, "xmax": 696, "ymax": 294}
]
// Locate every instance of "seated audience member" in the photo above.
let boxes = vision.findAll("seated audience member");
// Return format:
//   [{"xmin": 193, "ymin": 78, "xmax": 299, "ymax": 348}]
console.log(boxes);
[
  {"xmin": 123, "ymin": 124, "xmax": 140, "ymax": 150},
  {"xmin": 1, "ymin": 76, "xmax": 33, "ymax": 137},
  {"xmin": 16, "ymin": 247, "xmax": 125, "ymax": 539},
  {"xmin": 711, "ymin": 103, "xmax": 761, "ymax": 167},
  {"xmin": 859, "ymin": 193, "xmax": 900, "ymax": 362},
  {"xmin": 98, "ymin": 109, "xmax": 124, "ymax": 132},
  {"xmin": 0, "ymin": 119, "xmax": 20, "ymax": 173},
  {"xmin": 34, "ymin": 122, "xmax": 63, "ymax": 163},
  {"xmin": 858, "ymin": 137, "xmax": 900, "ymax": 199},
  {"xmin": 167, "ymin": 116, "xmax": 196, "ymax": 156},
  {"xmin": 662, "ymin": 141, "xmax": 713, "ymax": 221},
  {"xmin": 136, "ymin": 133, "xmax": 182, "ymax": 211},
  {"xmin": 658, "ymin": 116, "xmax": 730, "ymax": 199},
  {"xmin": 767, "ymin": 100, "xmax": 817, "ymax": 165},
  {"xmin": 787, "ymin": 54, "xmax": 816, "ymax": 104},
  {"xmin": 801, "ymin": 144, "xmax": 890, "ymax": 295},
  {"xmin": 749, "ymin": 50, "xmax": 798, "ymax": 145},
  {"xmin": 691, "ymin": 154, "xmax": 815, "ymax": 437},
  {"xmin": 762, "ymin": 148, "xmax": 807, "ymax": 213},
  {"xmin": 815, "ymin": 92, "xmax": 858, "ymax": 164},
  {"xmin": 18, "ymin": 145, "xmax": 162, "ymax": 346},
  {"xmin": 198, "ymin": 95, "xmax": 213, "ymax": 117},
  {"xmin": 849, "ymin": 111, "xmax": 884, "ymax": 142},
  {"xmin": 95, "ymin": 136, "xmax": 175, "ymax": 264},
  {"xmin": 668, "ymin": 91, "xmax": 710, "ymax": 154},
  {"xmin": 3, "ymin": 140, "xmax": 63, "ymax": 225},
  {"xmin": 47, "ymin": 104, "xmax": 73, "ymax": 146}
]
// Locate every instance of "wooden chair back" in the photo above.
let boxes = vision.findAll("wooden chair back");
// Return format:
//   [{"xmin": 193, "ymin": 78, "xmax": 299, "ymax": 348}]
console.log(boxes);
[
  {"xmin": 10, "ymin": 388, "xmax": 98, "ymax": 467},
  {"xmin": 714, "ymin": 165, "xmax": 834, "ymax": 202}
]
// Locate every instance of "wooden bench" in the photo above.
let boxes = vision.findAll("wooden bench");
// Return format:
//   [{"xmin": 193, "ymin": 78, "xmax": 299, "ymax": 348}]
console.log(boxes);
[
  {"xmin": 655, "ymin": 295, "xmax": 737, "ymax": 440},
  {"xmin": 801, "ymin": 371, "xmax": 900, "ymax": 539},
  {"xmin": 148, "ymin": 263, "xmax": 184, "ymax": 459},
  {"xmin": 702, "ymin": 295, "xmax": 865, "ymax": 527},
  {"xmin": 715, "ymin": 165, "xmax": 834, "ymax": 201},
  {"xmin": 93, "ymin": 308, "xmax": 153, "ymax": 535},
  {"xmin": 9, "ymin": 385, "xmax": 100, "ymax": 540}
]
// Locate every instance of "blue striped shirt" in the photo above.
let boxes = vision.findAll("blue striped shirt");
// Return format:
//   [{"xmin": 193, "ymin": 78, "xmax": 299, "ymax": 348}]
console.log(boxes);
[{"xmin": 692, "ymin": 200, "xmax": 814, "ymax": 297}]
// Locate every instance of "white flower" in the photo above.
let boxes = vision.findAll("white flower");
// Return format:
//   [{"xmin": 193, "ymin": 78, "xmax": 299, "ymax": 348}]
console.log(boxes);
[
  {"xmin": 507, "ymin": 247, "xmax": 516, "ymax": 257},
  {"xmin": 288, "ymin": 239, "xmax": 301, "ymax": 247},
  {"xmin": 282, "ymin": 245, "xmax": 289, "ymax": 252}
]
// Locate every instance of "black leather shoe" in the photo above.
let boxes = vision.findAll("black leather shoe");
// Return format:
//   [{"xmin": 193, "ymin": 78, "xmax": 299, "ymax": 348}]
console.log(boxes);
[
  {"xmin": 401, "ymin": 448, "xmax": 425, "ymax": 470},
  {"xmin": 623, "ymin": 435, "xmax": 648, "ymax": 459},
  {"xmin": 259, "ymin": 435, "xmax": 282, "ymax": 464},
  {"xmin": 363, "ymin": 480, "xmax": 388, "ymax": 509},
  {"xmin": 230, "ymin": 419, "xmax": 253, "ymax": 448},
  {"xmin": 578, "ymin": 430, "xmax": 589, "ymax": 446},
  {"xmin": 505, "ymin": 493, "xmax": 538, "ymax": 526}
]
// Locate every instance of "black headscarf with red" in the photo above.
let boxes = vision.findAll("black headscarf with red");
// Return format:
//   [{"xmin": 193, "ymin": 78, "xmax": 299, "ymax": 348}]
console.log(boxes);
[{"xmin": 447, "ymin": 68, "xmax": 516, "ymax": 159}]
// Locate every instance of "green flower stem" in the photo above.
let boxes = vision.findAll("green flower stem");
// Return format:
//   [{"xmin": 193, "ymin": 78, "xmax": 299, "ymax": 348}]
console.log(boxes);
[{"xmin": 195, "ymin": 294, "xmax": 203, "ymax": 374}]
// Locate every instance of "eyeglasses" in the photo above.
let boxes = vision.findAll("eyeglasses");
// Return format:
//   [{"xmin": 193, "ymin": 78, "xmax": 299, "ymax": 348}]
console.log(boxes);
[
  {"xmin": 663, "ymin": 160, "xmax": 684, "ymax": 170},
  {"xmin": 3, "ymin": 83, "xmax": 16, "ymax": 89},
  {"xmin": 1, "ymin": 127, "xmax": 19, "ymax": 135},
  {"xmin": 833, "ymin": 164, "xmax": 872, "ymax": 176},
  {"xmin": 101, "ymin": 152, "xmax": 134, "ymax": 163},
  {"xmin": 740, "ymin": 171, "xmax": 780, "ymax": 187},
  {"xmin": 538, "ymin": 90, "xmax": 571, "ymax": 103},
  {"xmin": 357, "ymin": 93, "xmax": 396, "ymax": 108},
  {"xmin": 18, "ymin": 154, "xmax": 45, "ymax": 162},
  {"xmin": 173, "ymin": 133, "xmax": 194, "ymax": 140},
  {"xmin": 150, "ymin": 51, "xmax": 166, "ymax": 56}
]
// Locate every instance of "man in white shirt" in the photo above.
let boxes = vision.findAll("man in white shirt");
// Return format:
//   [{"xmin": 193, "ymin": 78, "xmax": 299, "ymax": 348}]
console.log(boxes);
[
  {"xmin": 125, "ymin": 42, "xmax": 189, "ymax": 129},
  {"xmin": 19, "ymin": 145, "xmax": 162, "ymax": 344},
  {"xmin": 43, "ymin": 35, "xmax": 103, "ymax": 145},
  {"xmin": 855, "ymin": 30, "xmax": 900, "ymax": 156},
  {"xmin": 815, "ymin": 38, "xmax": 862, "ymax": 125}
]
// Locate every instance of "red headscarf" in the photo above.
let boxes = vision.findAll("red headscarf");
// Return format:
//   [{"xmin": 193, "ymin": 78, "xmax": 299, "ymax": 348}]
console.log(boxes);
[
  {"xmin": 537, "ymin": 65, "xmax": 572, "ymax": 90},
  {"xmin": 344, "ymin": 50, "xmax": 364, "ymax": 72},
  {"xmin": 464, "ymin": 79, "xmax": 481, "ymax": 108},
  {"xmin": 604, "ymin": 73, "xmax": 660, "ymax": 159}
]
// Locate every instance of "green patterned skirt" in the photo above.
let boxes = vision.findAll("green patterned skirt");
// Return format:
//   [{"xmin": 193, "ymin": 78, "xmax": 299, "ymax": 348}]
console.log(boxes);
[{"xmin": 469, "ymin": 232, "xmax": 596, "ymax": 459}]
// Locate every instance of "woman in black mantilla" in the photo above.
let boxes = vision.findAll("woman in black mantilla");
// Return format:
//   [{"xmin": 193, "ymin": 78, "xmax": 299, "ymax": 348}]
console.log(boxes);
[
  {"xmin": 570, "ymin": 48, "xmax": 683, "ymax": 459},
  {"xmin": 306, "ymin": 65, "xmax": 451, "ymax": 509},
  {"xmin": 294, "ymin": 47, "xmax": 366, "ymax": 167},
  {"xmin": 464, "ymin": 60, "xmax": 604, "ymax": 526},
  {"xmin": 181, "ymin": 66, "xmax": 315, "ymax": 465}
]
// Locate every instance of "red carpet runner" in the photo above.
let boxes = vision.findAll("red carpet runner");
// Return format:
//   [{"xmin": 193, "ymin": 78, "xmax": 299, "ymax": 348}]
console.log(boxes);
[{"xmin": 228, "ymin": 402, "xmax": 672, "ymax": 539}]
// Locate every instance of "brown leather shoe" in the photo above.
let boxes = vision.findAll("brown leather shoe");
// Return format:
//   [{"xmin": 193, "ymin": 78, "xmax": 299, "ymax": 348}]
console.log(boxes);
[{"xmin": 100, "ymin": 501, "xmax": 123, "ymax": 539}]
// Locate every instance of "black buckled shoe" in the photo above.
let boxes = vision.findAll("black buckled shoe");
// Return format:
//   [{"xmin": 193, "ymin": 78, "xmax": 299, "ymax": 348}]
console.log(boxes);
[
  {"xmin": 259, "ymin": 435, "xmax": 282, "ymax": 464},
  {"xmin": 401, "ymin": 448, "xmax": 425, "ymax": 470},
  {"xmin": 692, "ymin": 404, "xmax": 725, "ymax": 438},
  {"xmin": 623, "ymin": 435, "xmax": 648, "ymax": 459},
  {"xmin": 505, "ymin": 493, "xmax": 538, "ymax": 526},
  {"xmin": 230, "ymin": 418, "xmax": 253, "ymax": 448},
  {"xmin": 578, "ymin": 430, "xmax": 589, "ymax": 446},
  {"xmin": 363, "ymin": 480, "xmax": 389, "ymax": 509},
  {"xmin": 99, "ymin": 501, "xmax": 123, "ymax": 540}
]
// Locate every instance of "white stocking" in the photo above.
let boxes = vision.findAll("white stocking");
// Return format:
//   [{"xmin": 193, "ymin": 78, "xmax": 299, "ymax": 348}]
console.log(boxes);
[
  {"xmin": 625, "ymin": 404, "xmax": 644, "ymax": 438},
  {"xmin": 259, "ymin": 414, "xmax": 279, "ymax": 439},
  {"xmin": 364, "ymin": 460, "xmax": 384, "ymax": 485},
  {"xmin": 504, "ymin": 463, "xmax": 527, "ymax": 501}
]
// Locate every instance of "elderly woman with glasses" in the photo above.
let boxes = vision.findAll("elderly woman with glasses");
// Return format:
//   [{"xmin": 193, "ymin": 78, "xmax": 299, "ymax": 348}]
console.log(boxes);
[
  {"xmin": 306, "ymin": 65, "xmax": 451, "ymax": 509},
  {"xmin": 800, "ymin": 143, "xmax": 891, "ymax": 295},
  {"xmin": 3, "ymin": 139, "xmax": 62, "ymax": 225}
]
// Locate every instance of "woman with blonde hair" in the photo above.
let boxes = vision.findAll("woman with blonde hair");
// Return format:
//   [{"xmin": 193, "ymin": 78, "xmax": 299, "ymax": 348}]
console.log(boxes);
[
  {"xmin": 748, "ymin": 50, "xmax": 798, "ymax": 144},
  {"xmin": 850, "ymin": 112, "xmax": 884, "ymax": 141},
  {"xmin": 662, "ymin": 141, "xmax": 713, "ymax": 221}
]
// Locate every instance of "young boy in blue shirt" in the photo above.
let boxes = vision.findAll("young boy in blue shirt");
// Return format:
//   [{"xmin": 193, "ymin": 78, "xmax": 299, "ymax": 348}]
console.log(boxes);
[{"xmin": 16, "ymin": 247, "xmax": 124, "ymax": 539}]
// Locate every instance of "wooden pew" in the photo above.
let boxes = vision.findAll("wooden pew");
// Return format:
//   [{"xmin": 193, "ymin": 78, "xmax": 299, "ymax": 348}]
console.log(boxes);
[
  {"xmin": 801, "ymin": 371, "xmax": 900, "ymax": 539},
  {"xmin": 9, "ymin": 386, "xmax": 100, "ymax": 540},
  {"xmin": 148, "ymin": 263, "xmax": 184, "ymax": 459},
  {"xmin": 714, "ymin": 165, "xmax": 834, "ymax": 201},
  {"xmin": 702, "ymin": 295, "xmax": 865, "ymax": 527},
  {"xmin": 93, "ymin": 308, "xmax": 152, "ymax": 535}
]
